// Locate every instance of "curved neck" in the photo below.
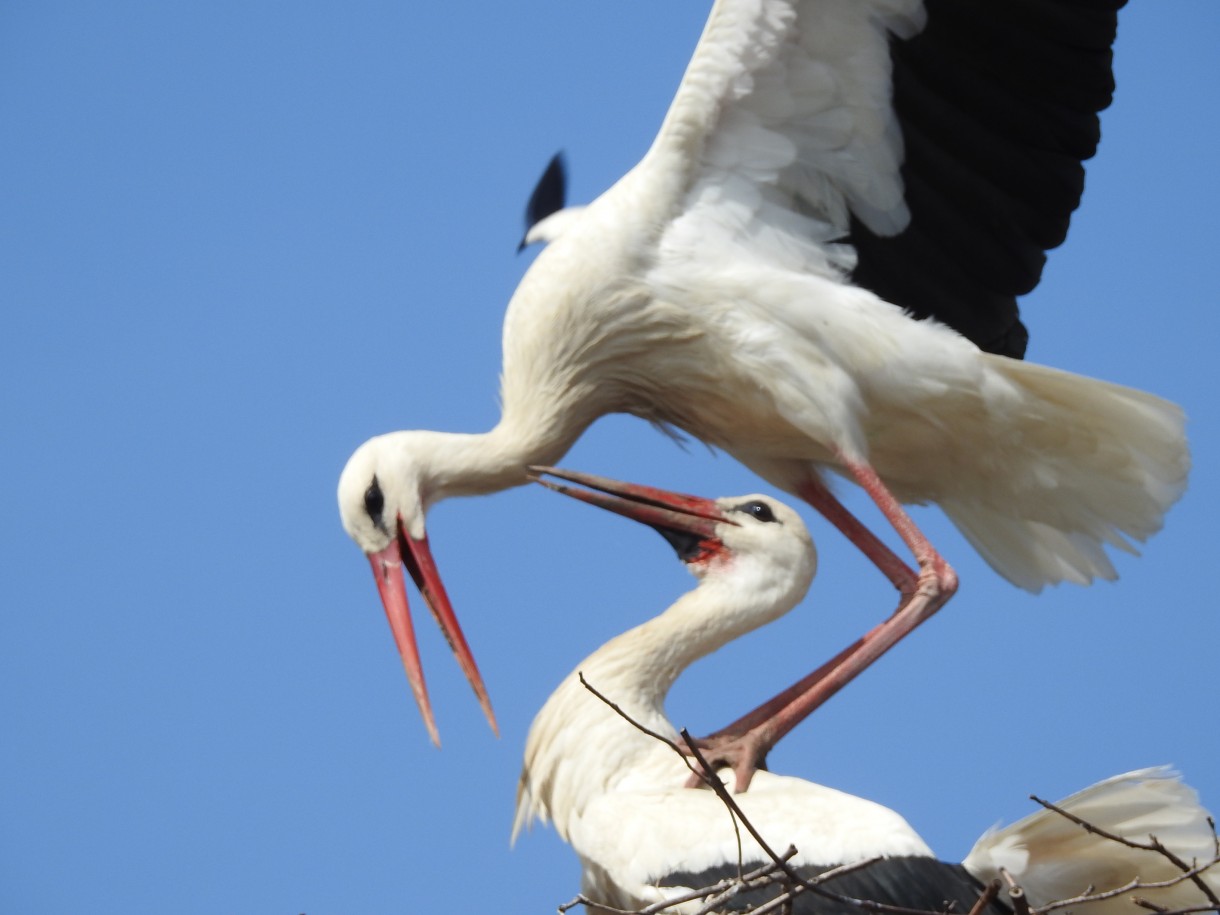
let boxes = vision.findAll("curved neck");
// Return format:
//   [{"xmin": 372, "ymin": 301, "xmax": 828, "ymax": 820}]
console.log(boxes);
[
  {"xmin": 414, "ymin": 414, "xmax": 589, "ymax": 504},
  {"xmin": 516, "ymin": 565, "xmax": 801, "ymax": 842},
  {"xmin": 580, "ymin": 571, "xmax": 785, "ymax": 719}
]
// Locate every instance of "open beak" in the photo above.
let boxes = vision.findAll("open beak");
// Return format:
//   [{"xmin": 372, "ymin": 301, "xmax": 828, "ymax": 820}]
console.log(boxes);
[
  {"xmin": 367, "ymin": 519, "xmax": 497, "ymax": 745},
  {"xmin": 529, "ymin": 466, "xmax": 735, "ymax": 561}
]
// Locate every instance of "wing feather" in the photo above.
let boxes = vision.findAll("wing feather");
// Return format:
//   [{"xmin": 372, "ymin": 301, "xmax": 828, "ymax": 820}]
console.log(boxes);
[{"xmin": 634, "ymin": 0, "xmax": 1123, "ymax": 357}]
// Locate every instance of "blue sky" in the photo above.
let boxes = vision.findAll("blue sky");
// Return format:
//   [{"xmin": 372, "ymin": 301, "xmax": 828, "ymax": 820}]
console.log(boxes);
[{"xmin": 3, "ymin": 3, "xmax": 1218, "ymax": 912}]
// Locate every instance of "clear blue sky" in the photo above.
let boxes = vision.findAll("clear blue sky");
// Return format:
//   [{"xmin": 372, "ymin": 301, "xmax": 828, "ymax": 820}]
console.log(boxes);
[{"xmin": 3, "ymin": 3, "xmax": 1218, "ymax": 913}]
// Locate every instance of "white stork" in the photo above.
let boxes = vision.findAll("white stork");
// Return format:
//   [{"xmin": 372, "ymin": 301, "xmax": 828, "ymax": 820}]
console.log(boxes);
[
  {"xmin": 513, "ymin": 467, "xmax": 1218, "ymax": 915},
  {"xmin": 336, "ymin": 0, "xmax": 1188, "ymax": 761}
]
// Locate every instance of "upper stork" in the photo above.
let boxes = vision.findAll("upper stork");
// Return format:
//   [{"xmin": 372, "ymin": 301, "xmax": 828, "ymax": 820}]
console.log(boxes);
[
  {"xmin": 337, "ymin": 0, "xmax": 1188, "ymax": 759},
  {"xmin": 513, "ymin": 468, "xmax": 1217, "ymax": 914}
]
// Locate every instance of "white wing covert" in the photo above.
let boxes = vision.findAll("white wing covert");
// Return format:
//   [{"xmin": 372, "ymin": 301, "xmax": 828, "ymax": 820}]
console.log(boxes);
[{"xmin": 644, "ymin": 0, "xmax": 925, "ymax": 279}]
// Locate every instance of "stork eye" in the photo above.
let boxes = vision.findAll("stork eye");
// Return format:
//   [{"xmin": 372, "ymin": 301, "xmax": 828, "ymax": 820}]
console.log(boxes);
[
  {"xmin": 736, "ymin": 500, "xmax": 777, "ymax": 523},
  {"xmin": 364, "ymin": 478, "xmax": 386, "ymax": 523}
]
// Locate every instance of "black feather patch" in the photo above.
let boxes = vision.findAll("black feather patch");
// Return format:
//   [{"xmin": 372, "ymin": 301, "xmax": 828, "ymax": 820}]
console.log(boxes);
[
  {"xmin": 845, "ymin": 0, "xmax": 1124, "ymax": 359},
  {"xmin": 522, "ymin": 152, "xmax": 568, "ymax": 241},
  {"xmin": 658, "ymin": 856, "xmax": 1012, "ymax": 915}
]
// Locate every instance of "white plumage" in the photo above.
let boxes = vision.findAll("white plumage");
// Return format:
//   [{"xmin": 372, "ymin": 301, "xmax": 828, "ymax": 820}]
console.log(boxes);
[
  {"xmin": 513, "ymin": 471, "xmax": 1216, "ymax": 915},
  {"xmin": 337, "ymin": 0, "xmax": 1188, "ymax": 744},
  {"xmin": 965, "ymin": 771, "xmax": 1220, "ymax": 912}
]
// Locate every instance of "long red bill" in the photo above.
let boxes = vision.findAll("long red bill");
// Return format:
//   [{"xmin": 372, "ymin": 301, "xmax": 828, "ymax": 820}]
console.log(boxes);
[
  {"xmin": 397, "ymin": 526, "xmax": 497, "ymax": 737},
  {"xmin": 529, "ymin": 466, "xmax": 734, "ymax": 542},
  {"xmin": 368, "ymin": 537, "xmax": 439, "ymax": 744},
  {"xmin": 367, "ymin": 522, "xmax": 497, "ymax": 745}
]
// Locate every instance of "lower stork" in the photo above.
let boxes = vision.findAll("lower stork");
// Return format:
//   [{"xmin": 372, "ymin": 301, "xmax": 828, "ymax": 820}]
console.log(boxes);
[{"xmin": 514, "ymin": 468, "xmax": 1218, "ymax": 915}]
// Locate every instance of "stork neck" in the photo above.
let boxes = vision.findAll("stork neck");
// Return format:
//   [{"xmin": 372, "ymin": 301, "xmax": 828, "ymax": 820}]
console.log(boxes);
[
  {"xmin": 515, "ymin": 572, "xmax": 791, "ymax": 842},
  {"xmin": 583, "ymin": 576, "xmax": 774, "ymax": 717},
  {"xmin": 416, "ymin": 417, "xmax": 584, "ymax": 503}
]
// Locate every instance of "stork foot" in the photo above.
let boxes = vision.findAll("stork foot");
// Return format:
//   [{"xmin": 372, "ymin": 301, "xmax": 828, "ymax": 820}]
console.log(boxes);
[{"xmin": 682, "ymin": 731, "xmax": 771, "ymax": 793}]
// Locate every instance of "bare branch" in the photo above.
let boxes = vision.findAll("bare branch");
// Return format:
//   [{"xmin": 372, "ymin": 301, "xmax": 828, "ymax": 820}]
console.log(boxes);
[
  {"xmin": 577, "ymin": 674, "xmax": 749, "ymax": 873},
  {"xmin": 558, "ymin": 894, "xmax": 634, "ymax": 915},
  {"xmin": 652, "ymin": 856, "xmax": 795, "ymax": 915},
  {"xmin": 1033, "ymin": 859, "xmax": 1220, "ymax": 915},
  {"xmin": 1009, "ymin": 882, "xmax": 1032, "ymax": 915},
  {"xmin": 967, "ymin": 880, "xmax": 1003, "ymax": 915},
  {"xmin": 1031, "ymin": 794, "xmax": 1220, "ymax": 909},
  {"xmin": 1134, "ymin": 898, "xmax": 1172, "ymax": 913},
  {"xmin": 576, "ymin": 675, "xmax": 706, "ymax": 784},
  {"xmin": 679, "ymin": 728, "xmax": 800, "ymax": 876}
]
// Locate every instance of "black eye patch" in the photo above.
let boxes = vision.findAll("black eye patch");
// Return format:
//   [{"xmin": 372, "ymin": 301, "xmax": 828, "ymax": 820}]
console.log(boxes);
[
  {"xmin": 735, "ymin": 500, "xmax": 777, "ymax": 523},
  {"xmin": 364, "ymin": 477, "xmax": 386, "ymax": 526}
]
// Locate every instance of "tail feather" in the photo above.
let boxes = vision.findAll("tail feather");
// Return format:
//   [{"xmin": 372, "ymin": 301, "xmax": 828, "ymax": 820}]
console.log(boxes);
[
  {"xmin": 938, "ymin": 358, "xmax": 1189, "ymax": 592},
  {"xmin": 964, "ymin": 767, "xmax": 1219, "ymax": 915}
]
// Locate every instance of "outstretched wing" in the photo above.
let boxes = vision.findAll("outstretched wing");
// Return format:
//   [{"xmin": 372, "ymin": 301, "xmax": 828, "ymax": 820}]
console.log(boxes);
[{"xmin": 641, "ymin": 0, "xmax": 1123, "ymax": 357}]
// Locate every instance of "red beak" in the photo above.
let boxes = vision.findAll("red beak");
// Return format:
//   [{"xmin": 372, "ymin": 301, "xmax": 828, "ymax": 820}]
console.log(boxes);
[
  {"xmin": 529, "ymin": 466, "xmax": 734, "ymax": 557},
  {"xmin": 367, "ymin": 519, "xmax": 497, "ymax": 745}
]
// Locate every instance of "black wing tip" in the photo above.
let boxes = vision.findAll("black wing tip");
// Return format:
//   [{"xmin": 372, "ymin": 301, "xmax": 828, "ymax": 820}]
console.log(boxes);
[
  {"xmin": 848, "ymin": 1, "xmax": 1122, "ymax": 355},
  {"xmin": 521, "ymin": 151, "xmax": 568, "ymax": 247}
]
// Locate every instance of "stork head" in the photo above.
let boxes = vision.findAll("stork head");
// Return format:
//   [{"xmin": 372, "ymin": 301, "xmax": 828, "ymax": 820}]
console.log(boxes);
[
  {"xmin": 531, "ymin": 466, "xmax": 815, "ymax": 615},
  {"xmin": 337, "ymin": 432, "xmax": 496, "ymax": 745}
]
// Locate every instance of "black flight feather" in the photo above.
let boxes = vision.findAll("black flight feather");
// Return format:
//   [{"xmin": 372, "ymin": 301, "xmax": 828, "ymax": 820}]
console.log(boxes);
[{"xmin": 520, "ymin": 152, "xmax": 568, "ymax": 251}]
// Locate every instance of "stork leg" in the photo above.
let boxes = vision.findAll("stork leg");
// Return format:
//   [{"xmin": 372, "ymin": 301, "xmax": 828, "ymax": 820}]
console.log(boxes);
[{"xmin": 686, "ymin": 462, "xmax": 957, "ymax": 792}]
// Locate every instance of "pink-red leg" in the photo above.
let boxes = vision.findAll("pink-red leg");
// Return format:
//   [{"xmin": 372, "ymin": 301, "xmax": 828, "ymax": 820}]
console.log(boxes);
[
  {"xmin": 686, "ymin": 461, "xmax": 957, "ymax": 791},
  {"xmin": 795, "ymin": 473, "xmax": 919, "ymax": 593}
]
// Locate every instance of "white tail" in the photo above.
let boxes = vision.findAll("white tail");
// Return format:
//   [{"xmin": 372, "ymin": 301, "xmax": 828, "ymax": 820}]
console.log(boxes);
[
  {"xmin": 964, "ymin": 767, "xmax": 1219, "ymax": 915},
  {"xmin": 941, "ymin": 358, "xmax": 1188, "ymax": 592}
]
